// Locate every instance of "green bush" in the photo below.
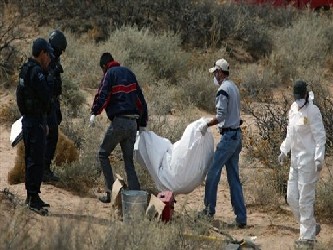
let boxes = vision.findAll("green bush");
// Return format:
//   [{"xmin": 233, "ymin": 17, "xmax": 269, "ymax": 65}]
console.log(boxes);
[
  {"xmin": 178, "ymin": 68, "xmax": 216, "ymax": 113},
  {"xmin": 102, "ymin": 27, "xmax": 189, "ymax": 85},
  {"xmin": 316, "ymin": 173, "xmax": 333, "ymax": 222},
  {"xmin": 268, "ymin": 13, "xmax": 333, "ymax": 83},
  {"xmin": 239, "ymin": 64, "xmax": 279, "ymax": 102}
]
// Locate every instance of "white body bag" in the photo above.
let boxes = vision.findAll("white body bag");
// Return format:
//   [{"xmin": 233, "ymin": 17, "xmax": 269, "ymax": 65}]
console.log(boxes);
[{"xmin": 134, "ymin": 118, "xmax": 214, "ymax": 194}]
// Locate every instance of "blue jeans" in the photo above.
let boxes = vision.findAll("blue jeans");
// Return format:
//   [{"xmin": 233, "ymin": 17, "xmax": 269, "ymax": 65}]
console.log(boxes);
[
  {"xmin": 204, "ymin": 130, "xmax": 247, "ymax": 224},
  {"xmin": 99, "ymin": 116, "xmax": 140, "ymax": 191}
]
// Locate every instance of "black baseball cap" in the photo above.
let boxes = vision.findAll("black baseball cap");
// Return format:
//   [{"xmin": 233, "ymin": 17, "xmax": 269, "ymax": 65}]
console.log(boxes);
[
  {"xmin": 32, "ymin": 38, "xmax": 54, "ymax": 59},
  {"xmin": 293, "ymin": 80, "xmax": 307, "ymax": 100}
]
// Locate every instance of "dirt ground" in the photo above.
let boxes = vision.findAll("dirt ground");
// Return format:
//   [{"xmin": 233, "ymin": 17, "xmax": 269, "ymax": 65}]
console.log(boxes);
[{"xmin": 0, "ymin": 120, "xmax": 332, "ymax": 249}]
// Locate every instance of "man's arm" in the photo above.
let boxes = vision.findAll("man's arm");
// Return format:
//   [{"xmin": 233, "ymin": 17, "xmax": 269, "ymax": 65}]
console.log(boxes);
[{"xmin": 91, "ymin": 73, "xmax": 111, "ymax": 115}]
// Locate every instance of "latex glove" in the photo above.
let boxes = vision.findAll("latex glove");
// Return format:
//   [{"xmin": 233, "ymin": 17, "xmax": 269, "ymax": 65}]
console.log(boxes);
[
  {"xmin": 198, "ymin": 123, "xmax": 208, "ymax": 136},
  {"xmin": 278, "ymin": 152, "xmax": 287, "ymax": 166},
  {"xmin": 315, "ymin": 161, "xmax": 323, "ymax": 172},
  {"xmin": 89, "ymin": 115, "xmax": 95, "ymax": 127}
]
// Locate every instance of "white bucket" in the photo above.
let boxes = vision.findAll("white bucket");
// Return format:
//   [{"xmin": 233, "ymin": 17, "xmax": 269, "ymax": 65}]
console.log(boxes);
[{"xmin": 121, "ymin": 190, "xmax": 148, "ymax": 223}]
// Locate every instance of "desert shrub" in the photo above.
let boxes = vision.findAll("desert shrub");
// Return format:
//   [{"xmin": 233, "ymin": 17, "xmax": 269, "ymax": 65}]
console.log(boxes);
[
  {"xmin": 56, "ymin": 158, "xmax": 101, "ymax": 196},
  {"xmin": 239, "ymin": 64, "xmax": 280, "ymax": 102},
  {"xmin": 148, "ymin": 112, "xmax": 196, "ymax": 145},
  {"xmin": 0, "ymin": 204, "xmax": 225, "ymax": 250},
  {"xmin": 8, "ymin": 142, "xmax": 25, "ymax": 185},
  {"xmin": 54, "ymin": 131, "xmax": 79, "ymax": 166},
  {"xmin": 0, "ymin": 4, "xmax": 28, "ymax": 89},
  {"xmin": 253, "ymin": 4, "xmax": 298, "ymax": 28},
  {"xmin": 61, "ymin": 32, "xmax": 101, "ymax": 89},
  {"xmin": 198, "ymin": 3, "xmax": 273, "ymax": 58},
  {"xmin": 8, "ymin": 130, "xmax": 79, "ymax": 185},
  {"xmin": 323, "ymin": 25, "xmax": 333, "ymax": 54},
  {"xmin": 245, "ymin": 167, "xmax": 285, "ymax": 207},
  {"xmin": 242, "ymin": 98, "xmax": 289, "ymax": 167},
  {"xmin": 7, "ymin": 0, "xmax": 287, "ymax": 62},
  {"xmin": 268, "ymin": 13, "xmax": 333, "ymax": 83},
  {"xmin": 54, "ymin": 111, "xmax": 107, "ymax": 195},
  {"xmin": 242, "ymin": 98, "xmax": 290, "ymax": 200},
  {"xmin": 71, "ymin": 26, "xmax": 189, "ymax": 89},
  {"xmin": 101, "ymin": 27, "xmax": 189, "ymax": 85},
  {"xmin": 316, "ymin": 173, "xmax": 333, "ymax": 222},
  {"xmin": 61, "ymin": 77, "xmax": 86, "ymax": 118},
  {"xmin": 145, "ymin": 79, "xmax": 184, "ymax": 116},
  {"xmin": 0, "ymin": 205, "xmax": 33, "ymax": 249},
  {"xmin": 55, "ymin": 121, "xmax": 102, "ymax": 195},
  {"xmin": 243, "ymin": 27, "xmax": 272, "ymax": 60},
  {"xmin": 177, "ymin": 69, "xmax": 216, "ymax": 113},
  {"xmin": 0, "ymin": 97, "xmax": 20, "ymax": 125}
]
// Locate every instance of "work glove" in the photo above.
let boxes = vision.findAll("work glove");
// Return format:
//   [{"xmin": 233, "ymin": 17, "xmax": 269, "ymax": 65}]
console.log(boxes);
[
  {"xmin": 89, "ymin": 115, "xmax": 95, "ymax": 127},
  {"xmin": 315, "ymin": 161, "xmax": 323, "ymax": 172},
  {"xmin": 198, "ymin": 123, "xmax": 208, "ymax": 136},
  {"xmin": 278, "ymin": 152, "xmax": 287, "ymax": 166}
]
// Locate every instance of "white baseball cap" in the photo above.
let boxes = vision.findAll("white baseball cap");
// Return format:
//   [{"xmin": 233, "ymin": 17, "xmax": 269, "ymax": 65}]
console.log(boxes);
[{"xmin": 209, "ymin": 58, "xmax": 229, "ymax": 73}]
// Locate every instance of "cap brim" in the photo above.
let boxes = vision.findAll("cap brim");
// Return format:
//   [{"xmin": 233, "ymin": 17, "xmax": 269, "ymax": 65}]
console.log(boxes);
[{"xmin": 209, "ymin": 66, "xmax": 218, "ymax": 73}]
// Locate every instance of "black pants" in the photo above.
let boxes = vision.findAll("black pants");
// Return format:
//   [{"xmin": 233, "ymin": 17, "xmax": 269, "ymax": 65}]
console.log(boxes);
[
  {"xmin": 22, "ymin": 117, "xmax": 46, "ymax": 194},
  {"xmin": 45, "ymin": 124, "xmax": 58, "ymax": 169}
]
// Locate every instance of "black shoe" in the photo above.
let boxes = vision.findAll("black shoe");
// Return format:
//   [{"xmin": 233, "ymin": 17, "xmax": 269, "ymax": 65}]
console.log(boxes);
[
  {"xmin": 43, "ymin": 170, "xmax": 60, "ymax": 182},
  {"xmin": 26, "ymin": 194, "xmax": 50, "ymax": 208},
  {"xmin": 237, "ymin": 223, "xmax": 247, "ymax": 229},
  {"xmin": 99, "ymin": 192, "xmax": 111, "ymax": 203}
]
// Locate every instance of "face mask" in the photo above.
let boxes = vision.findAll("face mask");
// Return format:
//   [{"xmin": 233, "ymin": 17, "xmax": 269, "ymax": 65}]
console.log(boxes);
[
  {"xmin": 295, "ymin": 99, "xmax": 306, "ymax": 108},
  {"xmin": 213, "ymin": 77, "xmax": 219, "ymax": 86}
]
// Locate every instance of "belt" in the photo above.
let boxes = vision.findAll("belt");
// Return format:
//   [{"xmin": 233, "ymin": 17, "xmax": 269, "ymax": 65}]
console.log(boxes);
[
  {"xmin": 220, "ymin": 127, "xmax": 240, "ymax": 135},
  {"xmin": 116, "ymin": 115, "xmax": 139, "ymax": 120}
]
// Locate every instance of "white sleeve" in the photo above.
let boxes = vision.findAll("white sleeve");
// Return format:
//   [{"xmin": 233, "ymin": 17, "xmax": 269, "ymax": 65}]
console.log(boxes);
[{"xmin": 309, "ymin": 105, "xmax": 326, "ymax": 163}]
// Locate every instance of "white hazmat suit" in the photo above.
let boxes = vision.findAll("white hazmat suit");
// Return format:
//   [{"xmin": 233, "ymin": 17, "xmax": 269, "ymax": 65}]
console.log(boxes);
[{"xmin": 279, "ymin": 91, "xmax": 326, "ymax": 240}]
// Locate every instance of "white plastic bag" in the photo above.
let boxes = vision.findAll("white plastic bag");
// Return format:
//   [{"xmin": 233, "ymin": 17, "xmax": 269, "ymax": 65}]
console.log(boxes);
[
  {"xmin": 10, "ymin": 117, "xmax": 23, "ymax": 147},
  {"xmin": 134, "ymin": 118, "xmax": 214, "ymax": 194}
]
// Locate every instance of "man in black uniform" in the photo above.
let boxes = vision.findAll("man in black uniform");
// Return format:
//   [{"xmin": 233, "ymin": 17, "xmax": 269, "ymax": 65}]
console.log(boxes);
[
  {"xmin": 16, "ymin": 38, "xmax": 53, "ymax": 211},
  {"xmin": 43, "ymin": 30, "xmax": 67, "ymax": 182}
]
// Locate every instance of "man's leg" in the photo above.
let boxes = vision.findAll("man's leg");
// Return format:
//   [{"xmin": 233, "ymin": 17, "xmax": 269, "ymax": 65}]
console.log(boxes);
[
  {"xmin": 287, "ymin": 166, "xmax": 300, "ymax": 222},
  {"xmin": 43, "ymin": 124, "xmax": 59, "ymax": 182},
  {"xmin": 298, "ymin": 166, "xmax": 318, "ymax": 240},
  {"xmin": 225, "ymin": 136, "xmax": 246, "ymax": 226},
  {"xmin": 23, "ymin": 123, "xmax": 48, "ymax": 209},
  {"xmin": 99, "ymin": 123, "xmax": 121, "ymax": 193},
  {"xmin": 204, "ymin": 132, "xmax": 237, "ymax": 215},
  {"xmin": 120, "ymin": 128, "xmax": 140, "ymax": 190},
  {"xmin": 117, "ymin": 117, "xmax": 140, "ymax": 190}
]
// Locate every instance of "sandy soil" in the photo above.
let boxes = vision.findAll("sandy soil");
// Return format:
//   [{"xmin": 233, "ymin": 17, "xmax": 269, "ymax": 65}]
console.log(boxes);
[{"xmin": 1, "ymin": 121, "xmax": 332, "ymax": 249}]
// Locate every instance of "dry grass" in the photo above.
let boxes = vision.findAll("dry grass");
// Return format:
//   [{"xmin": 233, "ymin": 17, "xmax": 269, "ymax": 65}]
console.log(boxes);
[
  {"xmin": 8, "ymin": 130, "xmax": 79, "ymax": 185},
  {"xmin": 1, "ymin": 1, "xmax": 333, "ymax": 248},
  {"xmin": 0, "ymin": 191, "xmax": 227, "ymax": 250}
]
